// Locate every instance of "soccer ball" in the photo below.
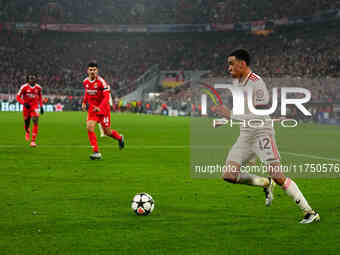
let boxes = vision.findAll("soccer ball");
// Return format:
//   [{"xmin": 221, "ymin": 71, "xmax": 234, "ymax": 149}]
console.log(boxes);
[{"xmin": 131, "ymin": 193, "xmax": 154, "ymax": 216}]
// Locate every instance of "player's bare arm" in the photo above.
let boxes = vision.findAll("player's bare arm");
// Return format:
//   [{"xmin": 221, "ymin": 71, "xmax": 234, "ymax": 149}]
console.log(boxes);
[
  {"xmin": 211, "ymin": 105, "xmax": 231, "ymax": 119},
  {"xmin": 82, "ymin": 102, "xmax": 87, "ymax": 112}
]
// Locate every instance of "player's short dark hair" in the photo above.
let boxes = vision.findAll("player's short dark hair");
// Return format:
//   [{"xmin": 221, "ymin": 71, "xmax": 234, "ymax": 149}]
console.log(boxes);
[
  {"xmin": 88, "ymin": 62, "xmax": 98, "ymax": 68},
  {"xmin": 228, "ymin": 49, "xmax": 251, "ymax": 66},
  {"xmin": 26, "ymin": 73, "xmax": 37, "ymax": 81}
]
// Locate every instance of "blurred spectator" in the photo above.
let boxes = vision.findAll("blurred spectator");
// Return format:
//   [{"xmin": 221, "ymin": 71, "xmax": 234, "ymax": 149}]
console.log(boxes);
[
  {"xmin": 0, "ymin": 20, "xmax": 339, "ymax": 102},
  {"xmin": 0, "ymin": 0, "xmax": 338, "ymax": 24}
]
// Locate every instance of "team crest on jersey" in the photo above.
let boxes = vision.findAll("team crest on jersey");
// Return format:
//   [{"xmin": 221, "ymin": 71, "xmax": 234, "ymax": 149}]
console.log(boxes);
[
  {"xmin": 94, "ymin": 83, "xmax": 98, "ymax": 88},
  {"xmin": 256, "ymin": 89, "xmax": 264, "ymax": 98}
]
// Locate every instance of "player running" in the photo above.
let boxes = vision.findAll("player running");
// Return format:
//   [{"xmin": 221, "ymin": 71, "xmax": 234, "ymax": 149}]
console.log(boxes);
[
  {"xmin": 82, "ymin": 62, "xmax": 125, "ymax": 160},
  {"xmin": 16, "ymin": 74, "xmax": 44, "ymax": 147},
  {"xmin": 213, "ymin": 49, "xmax": 319, "ymax": 224}
]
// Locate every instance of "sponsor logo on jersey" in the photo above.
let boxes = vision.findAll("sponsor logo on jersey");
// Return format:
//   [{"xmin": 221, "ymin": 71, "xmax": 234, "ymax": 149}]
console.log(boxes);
[{"xmin": 87, "ymin": 89, "xmax": 97, "ymax": 95}]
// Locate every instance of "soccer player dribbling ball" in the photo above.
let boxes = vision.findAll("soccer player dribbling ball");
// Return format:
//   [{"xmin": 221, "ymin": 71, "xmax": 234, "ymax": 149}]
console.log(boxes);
[
  {"xmin": 213, "ymin": 49, "xmax": 320, "ymax": 224},
  {"xmin": 82, "ymin": 62, "xmax": 125, "ymax": 160},
  {"xmin": 16, "ymin": 74, "xmax": 44, "ymax": 147}
]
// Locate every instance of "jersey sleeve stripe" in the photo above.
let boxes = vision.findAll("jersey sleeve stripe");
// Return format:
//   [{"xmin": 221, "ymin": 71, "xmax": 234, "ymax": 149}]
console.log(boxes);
[
  {"xmin": 17, "ymin": 84, "xmax": 27, "ymax": 95},
  {"xmin": 99, "ymin": 77, "xmax": 110, "ymax": 90},
  {"xmin": 249, "ymin": 74, "xmax": 259, "ymax": 81},
  {"xmin": 98, "ymin": 77, "xmax": 107, "ymax": 85}
]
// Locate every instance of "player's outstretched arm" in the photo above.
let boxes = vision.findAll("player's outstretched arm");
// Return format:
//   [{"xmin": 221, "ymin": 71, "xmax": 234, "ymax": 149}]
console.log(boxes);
[{"xmin": 211, "ymin": 105, "xmax": 231, "ymax": 119}]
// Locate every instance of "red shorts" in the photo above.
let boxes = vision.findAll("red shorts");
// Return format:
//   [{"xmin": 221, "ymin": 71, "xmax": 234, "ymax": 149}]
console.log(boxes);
[
  {"xmin": 23, "ymin": 106, "xmax": 40, "ymax": 119},
  {"xmin": 87, "ymin": 111, "xmax": 111, "ymax": 128}
]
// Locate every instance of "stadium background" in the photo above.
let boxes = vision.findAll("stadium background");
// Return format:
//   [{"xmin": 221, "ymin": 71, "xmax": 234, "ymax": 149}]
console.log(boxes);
[{"xmin": 0, "ymin": 0, "xmax": 339, "ymax": 123}]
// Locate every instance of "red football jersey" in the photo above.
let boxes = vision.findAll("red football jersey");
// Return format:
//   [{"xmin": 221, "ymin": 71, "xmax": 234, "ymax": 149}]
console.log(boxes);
[
  {"xmin": 82, "ymin": 76, "xmax": 111, "ymax": 114},
  {"xmin": 16, "ymin": 83, "xmax": 43, "ymax": 106}
]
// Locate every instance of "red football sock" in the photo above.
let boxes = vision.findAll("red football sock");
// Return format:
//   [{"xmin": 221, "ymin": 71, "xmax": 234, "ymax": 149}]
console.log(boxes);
[
  {"xmin": 88, "ymin": 131, "xmax": 99, "ymax": 152},
  {"xmin": 111, "ymin": 130, "xmax": 122, "ymax": 141},
  {"xmin": 32, "ymin": 124, "xmax": 38, "ymax": 141}
]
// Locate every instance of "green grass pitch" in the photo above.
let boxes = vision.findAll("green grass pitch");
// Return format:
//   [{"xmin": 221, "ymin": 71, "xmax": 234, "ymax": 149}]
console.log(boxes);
[{"xmin": 0, "ymin": 112, "xmax": 339, "ymax": 255}]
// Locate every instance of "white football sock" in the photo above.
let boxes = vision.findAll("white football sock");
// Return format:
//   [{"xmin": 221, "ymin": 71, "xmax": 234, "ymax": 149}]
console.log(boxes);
[
  {"xmin": 282, "ymin": 178, "xmax": 312, "ymax": 213},
  {"xmin": 237, "ymin": 173, "xmax": 269, "ymax": 187}
]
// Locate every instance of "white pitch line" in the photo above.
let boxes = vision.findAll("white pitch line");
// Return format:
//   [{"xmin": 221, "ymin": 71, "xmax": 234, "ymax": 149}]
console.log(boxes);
[
  {"xmin": 281, "ymin": 151, "xmax": 340, "ymax": 162},
  {"xmin": 0, "ymin": 144, "xmax": 338, "ymax": 162},
  {"xmin": 0, "ymin": 144, "xmax": 188, "ymax": 149}
]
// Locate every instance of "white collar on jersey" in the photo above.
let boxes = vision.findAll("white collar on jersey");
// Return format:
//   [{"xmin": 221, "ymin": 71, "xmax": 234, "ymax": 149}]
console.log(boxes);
[
  {"xmin": 239, "ymin": 70, "xmax": 252, "ymax": 86},
  {"xmin": 88, "ymin": 76, "xmax": 98, "ymax": 82}
]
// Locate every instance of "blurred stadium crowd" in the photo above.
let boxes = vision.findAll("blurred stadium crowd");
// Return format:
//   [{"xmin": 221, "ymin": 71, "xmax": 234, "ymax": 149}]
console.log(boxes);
[
  {"xmin": 0, "ymin": 0, "xmax": 339, "ymax": 121},
  {"xmin": 1, "ymin": 21, "xmax": 339, "ymax": 97},
  {"xmin": 0, "ymin": 0, "xmax": 339, "ymax": 24}
]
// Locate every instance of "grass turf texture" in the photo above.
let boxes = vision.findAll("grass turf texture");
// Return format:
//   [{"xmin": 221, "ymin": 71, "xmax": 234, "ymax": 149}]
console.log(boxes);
[{"xmin": 0, "ymin": 112, "xmax": 339, "ymax": 255}]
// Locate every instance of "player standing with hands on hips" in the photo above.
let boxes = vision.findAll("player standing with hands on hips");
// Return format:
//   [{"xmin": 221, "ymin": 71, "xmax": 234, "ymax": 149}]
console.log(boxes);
[
  {"xmin": 82, "ymin": 62, "xmax": 125, "ymax": 160},
  {"xmin": 16, "ymin": 74, "xmax": 44, "ymax": 147},
  {"xmin": 213, "ymin": 49, "xmax": 319, "ymax": 224}
]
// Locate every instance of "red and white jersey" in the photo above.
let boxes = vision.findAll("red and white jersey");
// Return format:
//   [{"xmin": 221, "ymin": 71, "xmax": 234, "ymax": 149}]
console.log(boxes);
[
  {"xmin": 83, "ymin": 76, "xmax": 111, "ymax": 113},
  {"xmin": 231, "ymin": 72, "xmax": 271, "ymax": 128},
  {"xmin": 16, "ymin": 83, "xmax": 43, "ymax": 106}
]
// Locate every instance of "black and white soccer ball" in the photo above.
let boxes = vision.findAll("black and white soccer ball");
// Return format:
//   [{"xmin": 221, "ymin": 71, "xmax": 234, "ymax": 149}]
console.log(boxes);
[{"xmin": 131, "ymin": 193, "xmax": 154, "ymax": 216}]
